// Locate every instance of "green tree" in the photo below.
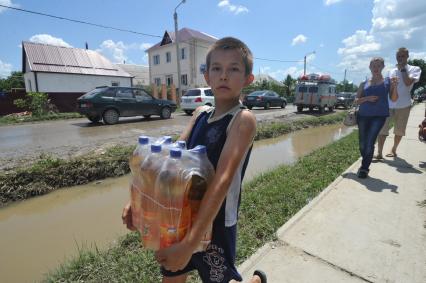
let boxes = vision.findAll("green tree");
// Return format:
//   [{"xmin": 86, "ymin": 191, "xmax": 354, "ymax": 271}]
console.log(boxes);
[
  {"xmin": 14, "ymin": 92, "xmax": 50, "ymax": 116},
  {"xmin": 408, "ymin": 59, "xmax": 426, "ymax": 95},
  {"xmin": 282, "ymin": 74, "xmax": 296, "ymax": 97},
  {"xmin": 0, "ymin": 71, "xmax": 25, "ymax": 91},
  {"xmin": 336, "ymin": 80, "xmax": 358, "ymax": 93}
]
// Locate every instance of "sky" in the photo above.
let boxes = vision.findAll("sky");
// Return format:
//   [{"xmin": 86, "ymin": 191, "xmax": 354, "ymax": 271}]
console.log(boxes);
[{"xmin": 0, "ymin": 0, "xmax": 425, "ymax": 85}]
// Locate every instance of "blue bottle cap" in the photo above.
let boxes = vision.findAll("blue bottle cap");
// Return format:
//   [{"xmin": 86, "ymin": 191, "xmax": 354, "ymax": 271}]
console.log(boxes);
[
  {"xmin": 138, "ymin": 136, "xmax": 149, "ymax": 145},
  {"xmin": 191, "ymin": 145, "xmax": 207, "ymax": 154},
  {"xmin": 170, "ymin": 148, "xmax": 182, "ymax": 158},
  {"xmin": 177, "ymin": 141, "xmax": 186, "ymax": 149},
  {"xmin": 161, "ymin": 136, "xmax": 172, "ymax": 144},
  {"xmin": 151, "ymin": 144, "xmax": 162, "ymax": 153}
]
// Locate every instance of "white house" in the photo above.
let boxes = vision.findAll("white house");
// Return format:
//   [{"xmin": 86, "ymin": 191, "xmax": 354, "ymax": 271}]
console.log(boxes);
[
  {"xmin": 146, "ymin": 27, "xmax": 217, "ymax": 92},
  {"xmin": 22, "ymin": 41, "xmax": 133, "ymax": 94},
  {"xmin": 115, "ymin": 63, "xmax": 149, "ymax": 86}
]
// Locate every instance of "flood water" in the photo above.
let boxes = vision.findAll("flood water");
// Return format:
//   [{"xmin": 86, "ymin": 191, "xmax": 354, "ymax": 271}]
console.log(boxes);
[{"xmin": 0, "ymin": 124, "xmax": 354, "ymax": 283}]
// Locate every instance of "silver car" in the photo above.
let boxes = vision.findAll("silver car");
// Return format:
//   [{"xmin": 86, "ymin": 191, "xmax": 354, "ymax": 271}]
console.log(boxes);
[{"xmin": 180, "ymin": 88, "xmax": 215, "ymax": 115}]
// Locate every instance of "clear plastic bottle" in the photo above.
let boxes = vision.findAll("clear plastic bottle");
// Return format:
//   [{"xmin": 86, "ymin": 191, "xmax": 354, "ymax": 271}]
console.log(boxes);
[
  {"xmin": 186, "ymin": 145, "xmax": 215, "ymax": 252},
  {"xmin": 129, "ymin": 136, "xmax": 150, "ymax": 232},
  {"xmin": 139, "ymin": 143, "xmax": 164, "ymax": 250},
  {"xmin": 156, "ymin": 148, "xmax": 191, "ymax": 249}
]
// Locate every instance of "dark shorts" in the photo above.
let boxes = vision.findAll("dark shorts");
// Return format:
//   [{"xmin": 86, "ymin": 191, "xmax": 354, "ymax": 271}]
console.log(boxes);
[{"xmin": 161, "ymin": 224, "xmax": 242, "ymax": 282}]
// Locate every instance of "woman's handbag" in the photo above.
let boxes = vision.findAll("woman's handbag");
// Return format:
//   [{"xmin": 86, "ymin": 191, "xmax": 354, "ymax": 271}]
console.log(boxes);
[{"xmin": 343, "ymin": 106, "xmax": 358, "ymax": 126}]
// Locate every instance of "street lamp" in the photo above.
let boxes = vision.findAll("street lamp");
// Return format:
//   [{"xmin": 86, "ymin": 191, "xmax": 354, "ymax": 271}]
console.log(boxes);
[
  {"xmin": 303, "ymin": 51, "xmax": 315, "ymax": 75},
  {"xmin": 174, "ymin": 0, "xmax": 186, "ymax": 105}
]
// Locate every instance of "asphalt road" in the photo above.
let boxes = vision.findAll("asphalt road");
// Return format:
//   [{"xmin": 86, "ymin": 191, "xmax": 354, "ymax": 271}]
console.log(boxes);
[{"xmin": 0, "ymin": 105, "xmax": 298, "ymax": 170}]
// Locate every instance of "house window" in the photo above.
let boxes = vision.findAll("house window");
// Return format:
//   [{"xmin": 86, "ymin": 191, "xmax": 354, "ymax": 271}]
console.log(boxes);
[
  {"xmin": 154, "ymin": 78, "xmax": 161, "ymax": 86},
  {"xmin": 166, "ymin": 75, "xmax": 173, "ymax": 86},
  {"xmin": 112, "ymin": 81, "xmax": 120, "ymax": 86},
  {"xmin": 181, "ymin": 74, "xmax": 188, "ymax": 86},
  {"xmin": 180, "ymin": 48, "xmax": 186, "ymax": 60},
  {"xmin": 153, "ymin": 54, "xmax": 160, "ymax": 65},
  {"xmin": 166, "ymin": 52, "xmax": 171, "ymax": 63}
]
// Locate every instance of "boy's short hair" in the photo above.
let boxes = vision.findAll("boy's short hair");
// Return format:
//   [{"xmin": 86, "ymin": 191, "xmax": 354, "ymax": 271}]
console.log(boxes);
[
  {"xmin": 206, "ymin": 37, "xmax": 253, "ymax": 76},
  {"xmin": 370, "ymin": 57, "xmax": 385, "ymax": 67},
  {"xmin": 397, "ymin": 47, "xmax": 409, "ymax": 56}
]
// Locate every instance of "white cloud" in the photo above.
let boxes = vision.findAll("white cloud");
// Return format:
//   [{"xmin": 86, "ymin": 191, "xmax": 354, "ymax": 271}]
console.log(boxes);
[
  {"xmin": 292, "ymin": 34, "xmax": 307, "ymax": 46},
  {"xmin": 29, "ymin": 34, "xmax": 72, "ymax": 47},
  {"xmin": 337, "ymin": 0, "xmax": 426, "ymax": 83},
  {"xmin": 218, "ymin": 0, "xmax": 249, "ymax": 15},
  {"xmin": 324, "ymin": 0, "xmax": 342, "ymax": 6},
  {"xmin": 0, "ymin": 59, "xmax": 13, "ymax": 78},
  {"xmin": 0, "ymin": 0, "xmax": 18, "ymax": 13},
  {"xmin": 140, "ymin": 43, "xmax": 153, "ymax": 50},
  {"xmin": 97, "ymin": 40, "xmax": 128, "ymax": 63}
]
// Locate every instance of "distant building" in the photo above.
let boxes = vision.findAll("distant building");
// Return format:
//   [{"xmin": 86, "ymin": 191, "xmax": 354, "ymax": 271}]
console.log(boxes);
[
  {"xmin": 146, "ymin": 27, "xmax": 217, "ymax": 91},
  {"xmin": 115, "ymin": 63, "xmax": 149, "ymax": 86},
  {"xmin": 22, "ymin": 41, "xmax": 133, "ymax": 111},
  {"xmin": 253, "ymin": 74, "xmax": 284, "ymax": 86}
]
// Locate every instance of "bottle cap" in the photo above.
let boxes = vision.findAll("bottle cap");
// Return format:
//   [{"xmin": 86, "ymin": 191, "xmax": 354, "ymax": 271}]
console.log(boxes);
[
  {"xmin": 138, "ymin": 136, "xmax": 149, "ymax": 145},
  {"xmin": 151, "ymin": 144, "xmax": 162, "ymax": 153},
  {"xmin": 191, "ymin": 145, "xmax": 207, "ymax": 154},
  {"xmin": 170, "ymin": 148, "xmax": 182, "ymax": 158},
  {"xmin": 160, "ymin": 136, "xmax": 172, "ymax": 144},
  {"xmin": 176, "ymin": 141, "xmax": 186, "ymax": 149}
]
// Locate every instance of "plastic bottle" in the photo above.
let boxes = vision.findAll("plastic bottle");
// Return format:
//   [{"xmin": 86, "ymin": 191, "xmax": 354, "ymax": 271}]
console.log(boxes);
[
  {"xmin": 128, "ymin": 136, "xmax": 150, "ymax": 232},
  {"xmin": 139, "ymin": 143, "xmax": 165, "ymax": 250},
  {"xmin": 186, "ymin": 145, "xmax": 215, "ymax": 252},
  {"xmin": 156, "ymin": 148, "xmax": 191, "ymax": 249}
]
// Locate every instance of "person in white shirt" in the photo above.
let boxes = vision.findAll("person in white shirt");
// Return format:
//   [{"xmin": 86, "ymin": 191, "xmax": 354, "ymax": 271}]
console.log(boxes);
[{"xmin": 376, "ymin": 47, "xmax": 422, "ymax": 158}]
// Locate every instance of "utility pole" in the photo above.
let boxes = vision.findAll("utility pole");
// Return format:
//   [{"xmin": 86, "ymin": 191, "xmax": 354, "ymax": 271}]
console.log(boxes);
[
  {"xmin": 174, "ymin": 0, "xmax": 186, "ymax": 106},
  {"xmin": 343, "ymin": 69, "xmax": 347, "ymax": 82},
  {"xmin": 303, "ymin": 51, "xmax": 315, "ymax": 75}
]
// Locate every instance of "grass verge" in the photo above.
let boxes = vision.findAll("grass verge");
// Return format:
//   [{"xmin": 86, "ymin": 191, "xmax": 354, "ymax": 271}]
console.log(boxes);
[
  {"xmin": 0, "ymin": 112, "xmax": 346, "ymax": 207},
  {"xmin": 42, "ymin": 129, "xmax": 359, "ymax": 282},
  {"xmin": 0, "ymin": 112, "xmax": 83, "ymax": 125}
]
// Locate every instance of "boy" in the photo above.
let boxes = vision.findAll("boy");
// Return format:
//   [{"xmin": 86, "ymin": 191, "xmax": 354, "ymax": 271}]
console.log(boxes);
[{"xmin": 122, "ymin": 37, "xmax": 265, "ymax": 283}]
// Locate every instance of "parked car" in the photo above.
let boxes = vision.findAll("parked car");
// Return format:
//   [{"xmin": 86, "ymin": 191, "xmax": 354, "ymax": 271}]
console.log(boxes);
[
  {"xmin": 77, "ymin": 86, "xmax": 177, "ymax": 124},
  {"xmin": 414, "ymin": 92, "xmax": 426, "ymax": 103},
  {"xmin": 335, "ymin": 92, "xmax": 356, "ymax": 109},
  {"xmin": 180, "ymin": 88, "xmax": 214, "ymax": 115},
  {"xmin": 243, "ymin": 90, "xmax": 287, "ymax": 110}
]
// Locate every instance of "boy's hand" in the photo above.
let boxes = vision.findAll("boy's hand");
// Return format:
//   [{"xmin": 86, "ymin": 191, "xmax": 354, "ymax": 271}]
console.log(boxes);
[
  {"xmin": 155, "ymin": 241, "xmax": 193, "ymax": 272},
  {"xmin": 122, "ymin": 202, "xmax": 137, "ymax": 231}
]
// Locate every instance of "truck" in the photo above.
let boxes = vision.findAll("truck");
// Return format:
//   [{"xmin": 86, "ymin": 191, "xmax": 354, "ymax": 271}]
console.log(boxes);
[{"xmin": 294, "ymin": 73, "xmax": 337, "ymax": 113}]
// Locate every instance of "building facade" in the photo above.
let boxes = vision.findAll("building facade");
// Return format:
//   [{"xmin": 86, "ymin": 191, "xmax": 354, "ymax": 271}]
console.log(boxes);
[{"xmin": 146, "ymin": 28, "xmax": 217, "ymax": 92}]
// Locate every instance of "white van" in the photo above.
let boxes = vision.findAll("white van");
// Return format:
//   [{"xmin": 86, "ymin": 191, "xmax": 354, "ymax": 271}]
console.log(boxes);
[
  {"xmin": 181, "ymin": 88, "xmax": 214, "ymax": 115},
  {"xmin": 294, "ymin": 73, "xmax": 337, "ymax": 113}
]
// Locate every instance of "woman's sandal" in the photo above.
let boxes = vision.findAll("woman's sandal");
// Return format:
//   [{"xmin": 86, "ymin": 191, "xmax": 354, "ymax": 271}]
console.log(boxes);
[{"xmin": 253, "ymin": 270, "xmax": 267, "ymax": 283}]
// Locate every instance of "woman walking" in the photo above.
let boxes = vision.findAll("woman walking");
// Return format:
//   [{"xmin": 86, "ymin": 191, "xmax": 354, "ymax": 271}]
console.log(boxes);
[{"xmin": 355, "ymin": 57, "xmax": 398, "ymax": 178}]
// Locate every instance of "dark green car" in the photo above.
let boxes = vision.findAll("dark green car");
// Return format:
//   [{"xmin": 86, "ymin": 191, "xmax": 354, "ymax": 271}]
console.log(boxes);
[{"xmin": 77, "ymin": 86, "xmax": 177, "ymax": 124}]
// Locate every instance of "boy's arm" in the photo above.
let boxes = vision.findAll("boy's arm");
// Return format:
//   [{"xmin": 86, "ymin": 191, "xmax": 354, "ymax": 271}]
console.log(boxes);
[{"xmin": 155, "ymin": 110, "xmax": 257, "ymax": 271}]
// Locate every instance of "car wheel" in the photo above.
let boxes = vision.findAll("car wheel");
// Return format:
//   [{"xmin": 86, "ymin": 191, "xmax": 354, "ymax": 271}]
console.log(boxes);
[
  {"xmin": 281, "ymin": 102, "xmax": 286, "ymax": 109},
  {"xmin": 297, "ymin": 106, "xmax": 303, "ymax": 112},
  {"xmin": 102, "ymin": 109, "xmax": 119, "ymax": 125},
  {"xmin": 264, "ymin": 102, "xmax": 270, "ymax": 110},
  {"xmin": 143, "ymin": 115, "xmax": 151, "ymax": 119},
  {"xmin": 160, "ymin": 107, "xmax": 172, "ymax": 119},
  {"xmin": 184, "ymin": 110, "xmax": 193, "ymax": 115},
  {"xmin": 87, "ymin": 115, "xmax": 101, "ymax": 123}
]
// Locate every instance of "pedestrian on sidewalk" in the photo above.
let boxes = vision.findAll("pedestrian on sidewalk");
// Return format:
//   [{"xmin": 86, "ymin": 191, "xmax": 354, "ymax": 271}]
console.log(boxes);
[
  {"xmin": 376, "ymin": 47, "xmax": 422, "ymax": 158},
  {"xmin": 355, "ymin": 57, "xmax": 399, "ymax": 178}
]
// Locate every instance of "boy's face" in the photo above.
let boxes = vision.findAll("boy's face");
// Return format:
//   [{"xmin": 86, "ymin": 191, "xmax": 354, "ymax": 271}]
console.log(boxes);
[
  {"xmin": 396, "ymin": 51, "xmax": 408, "ymax": 66},
  {"xmin": 204, "ymin": 49, "xmax": 253, "ymax": 101}
]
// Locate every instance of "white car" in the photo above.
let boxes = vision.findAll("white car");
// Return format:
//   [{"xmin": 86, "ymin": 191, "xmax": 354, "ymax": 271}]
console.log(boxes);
[{"xmin": 181, "ymin": 88, "xmax": 215, "ymax": 115}]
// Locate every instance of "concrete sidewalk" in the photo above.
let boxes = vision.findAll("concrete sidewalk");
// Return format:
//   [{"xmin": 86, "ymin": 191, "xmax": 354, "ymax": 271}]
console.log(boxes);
[{"xmin": 240, "ymin": 103, "xmax": 426, "ymax": 283}]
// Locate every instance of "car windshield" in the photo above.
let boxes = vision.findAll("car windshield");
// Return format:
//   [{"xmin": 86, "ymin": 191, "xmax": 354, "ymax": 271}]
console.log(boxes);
[
  {"xmin": 81, "ymin": 87, "xmax": 107, "ymax": 98},
  {"xmin": 248, "ymin": 91, "xmax": 266, "ymax": 96},
  {"xmin": 183, "ymin": 89, "xmax": 201, "ymax": 96}
]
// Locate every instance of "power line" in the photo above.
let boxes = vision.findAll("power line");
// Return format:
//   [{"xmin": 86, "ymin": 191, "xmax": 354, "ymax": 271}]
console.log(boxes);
[{"xmin": 0, "ymin": 4, "xmax": 161, "ymax": 38}]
